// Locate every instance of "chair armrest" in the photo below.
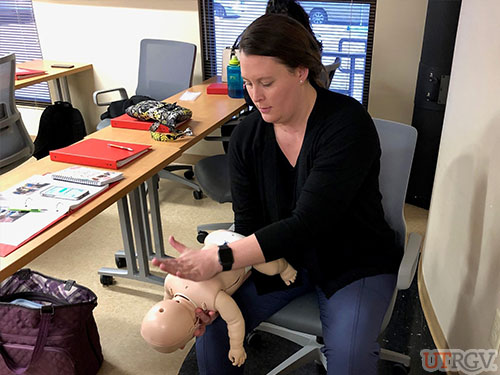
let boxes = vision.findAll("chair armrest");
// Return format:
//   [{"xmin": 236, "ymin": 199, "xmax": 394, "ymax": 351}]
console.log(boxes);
[
  {"xmin": 92, "ymin": 88, "xmax": 129, "ymax": 106},
  {"xmin": 396, "ymin": 232, "xmax": 423, "ymax": 290}
]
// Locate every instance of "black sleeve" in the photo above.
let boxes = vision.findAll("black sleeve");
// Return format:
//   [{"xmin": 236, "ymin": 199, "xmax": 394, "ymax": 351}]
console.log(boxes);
[
  {"xmin": 227, "ymin": 121, "xmax": 264, "ymax": 237},
  {"xmin": 255, "ymin": 107, "xmax": 380, "ymax": 263}
]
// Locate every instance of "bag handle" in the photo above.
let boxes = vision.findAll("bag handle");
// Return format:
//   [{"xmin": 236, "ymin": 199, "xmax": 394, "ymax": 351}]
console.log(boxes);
[{"xmin": 0, "ymin": 305, "xmax": 53, "ymax": 374}]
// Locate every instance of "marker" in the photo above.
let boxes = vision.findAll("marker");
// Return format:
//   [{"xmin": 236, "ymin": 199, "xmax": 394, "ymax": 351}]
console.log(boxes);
[
  {"xmin": 107, "ymin": 144, "xmax": 134, "ymax": 151},
  {"xmin": 9, "ymin": 208, "xmax": 47, "ymax": 213}
]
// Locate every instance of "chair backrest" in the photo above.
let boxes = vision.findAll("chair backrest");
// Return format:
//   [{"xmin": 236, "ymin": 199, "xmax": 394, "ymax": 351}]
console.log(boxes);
[
  {"xmin": 0, "ymin": 53, "xmax": 34, "ymax": 175},
  {"xmin": 323, "ymin": 57, "xmax": 341, "ymax": 88},
  {"xmin": 373, "ymin": 118, "xmax": 417, "ymax": 250},
  {"xmin": 136, "ymin": 39, "xmax": 196, "ymax": 100}
]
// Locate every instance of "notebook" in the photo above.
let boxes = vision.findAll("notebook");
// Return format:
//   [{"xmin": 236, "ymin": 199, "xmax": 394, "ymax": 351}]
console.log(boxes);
[
  {"xmin": 49, "ymin": 139, "xmax": 152, "ymax": 169},
  {"xmin": 111, "ymin": 113, "xmax": 154, "ymax": 130},
  {"xmin": 0, "ymin": 174, "xmax": 110, "ymax": 256},
  {"xmin": 51, "ymin": 166, "xmax": 124, "ymax": 186},
  {"xmin": 207, "ymin": 83, "xmax": 228, "ymax": 95}
]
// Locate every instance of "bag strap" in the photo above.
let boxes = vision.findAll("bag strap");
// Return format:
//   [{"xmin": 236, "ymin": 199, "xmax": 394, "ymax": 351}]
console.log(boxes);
[
  {"xmin": 0, "ymin": 292, "xmax": 68, "ymax": 305},
  {"xmin": 0, "ymin": 305, "xmax": 53, "ymax": 374}
]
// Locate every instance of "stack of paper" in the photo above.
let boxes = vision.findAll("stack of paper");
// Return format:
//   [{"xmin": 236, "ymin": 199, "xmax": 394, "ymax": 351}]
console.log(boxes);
[{"xmin": 0, "ymin": 175, "xmax": 109, "ymax": 256}]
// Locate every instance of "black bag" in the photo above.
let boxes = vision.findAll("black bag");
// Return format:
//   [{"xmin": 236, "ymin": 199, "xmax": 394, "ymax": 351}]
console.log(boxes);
[
  {"xmin": 33, "ymin": 101, "xmax": 86, "ymax": 160},
  {"xmin": 99, "ymin": 95, "xmax": 154, "ymax": 120},
  {"xmin": 0, "ymin": 269, "xmax": 103, "ymax": 375}
]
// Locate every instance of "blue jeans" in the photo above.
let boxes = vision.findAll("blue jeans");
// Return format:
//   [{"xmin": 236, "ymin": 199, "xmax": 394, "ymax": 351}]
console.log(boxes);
[{"xmin": 195, "ymin": 271, "xmax": 396, "ymax": 375}]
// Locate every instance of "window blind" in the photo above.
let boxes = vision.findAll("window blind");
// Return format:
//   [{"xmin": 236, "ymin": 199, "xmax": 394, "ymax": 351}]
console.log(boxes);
[
  {"xmin": 0, "ymin": 0, "xmax": 50, "ymax": 105},
  {"xmin": 198, "ymin": 0, "xmax": 376, "ymax": 106}
]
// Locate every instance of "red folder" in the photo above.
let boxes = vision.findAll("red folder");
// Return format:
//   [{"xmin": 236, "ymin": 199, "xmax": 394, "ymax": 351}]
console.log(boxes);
[
  {"xmin": 111, "ymin": 113, "xmax": 154, "ymax": 130},
  {"xmin": 207, "ymin": 83, "xmax": 228, "ymax": 95},
  {"xmin": 50, "ymin": 139, "xmax": 152, "ymax": 169},
  {"xmin": 15, "ymin": 67, "xmax": 47, "ymax": 80}
]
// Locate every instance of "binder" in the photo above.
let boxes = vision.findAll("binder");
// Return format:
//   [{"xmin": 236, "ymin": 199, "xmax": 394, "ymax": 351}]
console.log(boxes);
[
  {"xmin": 15, "ymin": 67, "xmax": 47, "ymax": 80},
  {"xmin": 207, "ymin": 83, "xmax": 228, "ymax": 95},
  {"xmin": 50, "ymin": 139, "xmax": 152, "ymax": 169},
  {"xmin": 111, "ymin": 113, "xmax": 154, "ymax": 130}
]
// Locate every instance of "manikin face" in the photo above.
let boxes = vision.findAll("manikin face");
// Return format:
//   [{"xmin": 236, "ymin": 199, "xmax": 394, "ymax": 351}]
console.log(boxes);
[{"xmin": 240, "ymin": 52, "xmax": 307, "ymax": 125}]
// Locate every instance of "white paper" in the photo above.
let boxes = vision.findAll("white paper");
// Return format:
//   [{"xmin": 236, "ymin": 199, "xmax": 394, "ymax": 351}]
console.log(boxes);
[
  {"xmin": 179, "ymin": 91, "xmax": 202, "ymax": 101},
  {"xmin": 0, "ymin": 175, "xmax": 108, "ymax": 248}
]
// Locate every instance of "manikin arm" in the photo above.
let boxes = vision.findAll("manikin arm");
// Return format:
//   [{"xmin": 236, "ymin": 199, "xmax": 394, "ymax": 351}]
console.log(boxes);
[
  {"xmin": 214, "ymin": 290, "xmax": 247, "ymax": 367},
  {"xmin": 253, "ymin": 258, "xmax": 297, "ymax": 286}
]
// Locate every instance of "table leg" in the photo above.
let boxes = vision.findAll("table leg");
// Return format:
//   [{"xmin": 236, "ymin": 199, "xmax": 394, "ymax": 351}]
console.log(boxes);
[
  {"xmin": 54, "ymin": 76, "xmax": 72, "ymax": 103},
  {"xmin": 97, "ymin": 177, "xmax": 168, "ymax": 285}
]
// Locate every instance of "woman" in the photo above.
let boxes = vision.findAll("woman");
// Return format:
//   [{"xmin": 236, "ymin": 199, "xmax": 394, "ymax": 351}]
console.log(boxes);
[{"xmin": 153, "ymin": 14, "xmax": 401, "ymax": 375}]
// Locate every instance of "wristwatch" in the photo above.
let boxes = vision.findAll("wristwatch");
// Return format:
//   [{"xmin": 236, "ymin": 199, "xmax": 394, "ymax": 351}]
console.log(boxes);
[{"xmin": 218, "ymin": 243, "xmax": 234, "ymax": 271}]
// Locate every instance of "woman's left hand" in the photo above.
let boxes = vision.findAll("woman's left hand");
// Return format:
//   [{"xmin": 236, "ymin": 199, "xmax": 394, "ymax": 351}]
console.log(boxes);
[{"xmin": 151, "ymin": 236, "xmax": 221, "ymax": 281}]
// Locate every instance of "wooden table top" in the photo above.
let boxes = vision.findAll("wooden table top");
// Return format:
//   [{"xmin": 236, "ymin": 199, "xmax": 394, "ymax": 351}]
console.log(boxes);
[
  {"xmin": 0, "ymin": 78, "xmax": 246, "ymax": 281},
  {"xmin": 15, "ymin": 60, "xmax": 93, "ymax": 90}
]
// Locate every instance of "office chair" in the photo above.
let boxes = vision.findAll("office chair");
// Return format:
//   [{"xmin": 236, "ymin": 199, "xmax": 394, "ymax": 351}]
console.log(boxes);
[
  {"xmin": 0, "ymin": 53, "xmax": 35, "ymax": 175},
  {"xmin": 322, "ymin": 57, "xmax": 341, "ymax": 89},
  {"xmin": 93, "ymin": 39, "xmax": 202, "ymax": 196},
  {"xmin": 194, "ymin": 60, "xmax": 341, "ymax": 241},
  {"xmin": 250, "ymin": 118, "xmax": 422, "ymax": 374}
]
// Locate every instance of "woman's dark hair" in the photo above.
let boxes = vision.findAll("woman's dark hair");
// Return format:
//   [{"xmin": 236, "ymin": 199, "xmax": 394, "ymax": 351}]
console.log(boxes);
[
  {"xmin": 265, "ymin": 0, "xmax": 323, "ymax": 52},
  {"xmin": 239, "ymin": 14, "xmax": 325, "ymax": 88}
]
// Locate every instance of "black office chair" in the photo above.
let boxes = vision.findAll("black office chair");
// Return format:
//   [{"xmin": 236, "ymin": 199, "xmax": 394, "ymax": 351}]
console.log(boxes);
[
  {"xmin": 93, "ymin": 39, "xmax": 202, "ymax": 197},
  {"xmin": 250, "ymin": 118, "xmax": 422, "ymax": 374},
  {"xmin": 0, "ymin": 53, "xmax": 34, "ymax": 175}
]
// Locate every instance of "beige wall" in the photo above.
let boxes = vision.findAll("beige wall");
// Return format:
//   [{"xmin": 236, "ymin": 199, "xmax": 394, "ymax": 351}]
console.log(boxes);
[
  {"xmin": 421, "ymin": 0, "xmax": 500, "ymax": 366},
  {"xmin": 368, "ymin": 0, "xmax": 427, "ymax": 124},
  {"xmin": 25, "ymin": 0, "xmax": 427, "ymax": 154}
]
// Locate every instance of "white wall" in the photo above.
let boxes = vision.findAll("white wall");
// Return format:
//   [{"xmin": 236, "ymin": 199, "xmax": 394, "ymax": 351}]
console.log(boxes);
[
  {"xmin": 23, "ymin": 0, "xmax": 427, "ymax": 155},
  {"xmin": 421, "ymin": 0, "xmax": 500, "ymax": 364}
]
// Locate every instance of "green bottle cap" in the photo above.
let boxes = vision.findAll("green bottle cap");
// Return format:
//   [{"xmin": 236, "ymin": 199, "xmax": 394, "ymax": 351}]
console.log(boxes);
[{"xmin": 229, "ymin": 55, "xmax": 240, "ymax": 66}]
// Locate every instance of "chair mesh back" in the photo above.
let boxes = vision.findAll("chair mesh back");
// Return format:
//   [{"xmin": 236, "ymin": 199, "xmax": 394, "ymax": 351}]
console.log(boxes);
[
  {"xmin": 373, "ymin": 118, "xmax": 417, "ymax": 250},
  {"xmin": 136, "ymin": 39, "xmax": 196, "ymax": 100},
  {"xmin": 0, "ymin": 54, "xmax": 34, "ymax": 174},
  {"xmin": 0, "ymin": 54, "xmax": 15, "ymax": 119}
]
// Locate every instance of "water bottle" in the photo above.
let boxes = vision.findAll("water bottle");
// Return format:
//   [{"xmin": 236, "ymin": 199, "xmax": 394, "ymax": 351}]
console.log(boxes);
[{"xmin": 227, "ymin": 55, "xmax": 244, "ymax": 98}]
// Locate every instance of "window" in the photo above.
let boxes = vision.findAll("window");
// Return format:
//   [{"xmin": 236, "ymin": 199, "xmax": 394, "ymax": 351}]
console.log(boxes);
[
  {"xmin": 198, "ymin": 0, "xmax": 376, "ymax": 106},
  {"xmin": 0, "ymin": 0, "xmax": 51, "ymax": 105}
]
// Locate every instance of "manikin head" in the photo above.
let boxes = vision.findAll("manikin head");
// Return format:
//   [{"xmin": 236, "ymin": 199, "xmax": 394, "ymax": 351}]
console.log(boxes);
[
  {"xmin": 141, "ymin": 230, "xmax": 244, "ymax": 353},
  {"xmin": 141, "ymin": 295, "xmax": 197, "ymax": 353}
]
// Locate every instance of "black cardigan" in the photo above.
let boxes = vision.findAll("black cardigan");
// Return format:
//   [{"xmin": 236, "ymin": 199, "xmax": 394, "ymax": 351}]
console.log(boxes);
[{"xmin": 228, "ymin": 87, "xmax": 401, "ymax": 298}]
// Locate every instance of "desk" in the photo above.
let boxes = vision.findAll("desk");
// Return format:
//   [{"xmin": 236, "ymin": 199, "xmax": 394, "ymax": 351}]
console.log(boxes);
[
  {"xmin": 0, "ymin": 79, "xmax": 245, "ymax": 283},
  {"xmin": 15, "ymin": 60, "xmax": 93, "ymax": 103}
]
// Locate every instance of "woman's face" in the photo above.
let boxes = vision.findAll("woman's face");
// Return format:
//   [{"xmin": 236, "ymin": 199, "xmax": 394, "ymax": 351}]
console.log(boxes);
[{"xmin": 240, "ymin": 52, "xmax": 306, "ymax": 125}]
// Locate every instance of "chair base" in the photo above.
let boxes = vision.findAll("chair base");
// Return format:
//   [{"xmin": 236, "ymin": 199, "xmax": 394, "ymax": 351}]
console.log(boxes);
[
  {"xmin": 380, "ymin": 348, "xmax": 411, "ymax": 368},
  {"xmin": 157, "ymin": 168, "xmax": 202, "ymax": 195},
  {"xmin": 255, "ymin": 322, "xmax": 327, "ymax": 375}
]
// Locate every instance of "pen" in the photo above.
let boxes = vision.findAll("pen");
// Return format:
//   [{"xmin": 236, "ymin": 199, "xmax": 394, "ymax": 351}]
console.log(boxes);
[
  {"xmin": 108, "ymin": 143, "xmax": 134, "ymax": 152},
  {"xmin": 9, "ymin": 208, "xmax": 47, "ymax": 213}
]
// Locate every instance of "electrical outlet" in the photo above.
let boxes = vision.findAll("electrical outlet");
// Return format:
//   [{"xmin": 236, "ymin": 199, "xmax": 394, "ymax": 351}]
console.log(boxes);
[{"xmin": 489, "ymin": 308, "xmax": 500, "ymax": 350}]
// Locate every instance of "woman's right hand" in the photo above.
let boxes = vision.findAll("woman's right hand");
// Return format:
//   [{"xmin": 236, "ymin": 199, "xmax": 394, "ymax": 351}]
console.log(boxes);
[{"xmin": 194, "ymin": 308, "xmax": 218, "ymax": 337}]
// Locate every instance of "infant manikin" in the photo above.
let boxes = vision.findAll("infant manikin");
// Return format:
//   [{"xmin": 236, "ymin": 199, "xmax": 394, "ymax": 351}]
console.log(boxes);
[{"xmin": 141, "ymin": 230, "xmax": 297, "ymax": 367}]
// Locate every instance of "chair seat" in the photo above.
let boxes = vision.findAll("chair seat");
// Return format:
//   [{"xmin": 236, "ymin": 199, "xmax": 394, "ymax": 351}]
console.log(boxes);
[
  {"xmin": 194, "ymin": 154, "xmax": 231, "ymax": 203},
  {"xmin": 266, "ymin": 292, "xmax": 322, "ymax": 337}
]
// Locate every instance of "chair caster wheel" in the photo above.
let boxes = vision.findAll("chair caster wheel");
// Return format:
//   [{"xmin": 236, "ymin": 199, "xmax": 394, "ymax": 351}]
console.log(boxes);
[
  {"xmin": 193, "ymin": 190, "xmax": 203, "ymax": 200},
  {"xmin": 184, "ymin": 170, "xmax": 194, "ymax": 179},
  {"xmin": 100, "ymin": 275, "xmax": 114, "ymax": 286},
  {"xmin": 197, "ymin": 231, "xmax": 208, "ymax": 243},
  {"xmin": 115, "ymin": 255, "xmax": 126, "ymax": 268}
]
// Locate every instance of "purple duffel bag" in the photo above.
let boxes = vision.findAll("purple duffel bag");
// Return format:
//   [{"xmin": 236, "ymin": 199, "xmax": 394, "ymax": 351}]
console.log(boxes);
[{"xmin": 0, "ymin": 269, "xmax": 103, "ymax": 375}]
